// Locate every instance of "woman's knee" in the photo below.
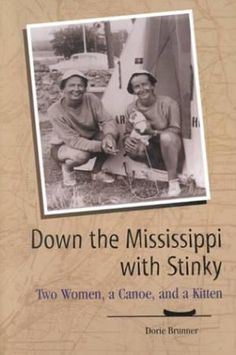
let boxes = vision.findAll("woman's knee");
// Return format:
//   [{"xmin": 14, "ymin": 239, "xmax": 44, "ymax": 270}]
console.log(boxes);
[
  {"xmin": 160, "ymin": 131, "xmax": 181, "ymax": 149},
  {"xmin": 58, "ymin": 145, "xmax": 92, "ymax": 165},
  {"xmin": 70, "ymin": 150, "xmax": 92, "ymax": 165}
]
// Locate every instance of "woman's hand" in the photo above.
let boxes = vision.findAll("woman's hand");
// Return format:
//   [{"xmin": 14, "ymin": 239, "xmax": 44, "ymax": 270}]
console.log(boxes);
[
  {"xmin": 124, "ymin": 136, "xmax": 140, "ymax": 154},
  {"xmin": 102, "ymin": 134, "xmax": 118, "ymax": 155}
]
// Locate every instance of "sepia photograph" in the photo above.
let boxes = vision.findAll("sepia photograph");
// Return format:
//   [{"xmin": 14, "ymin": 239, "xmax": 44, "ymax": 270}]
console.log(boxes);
[{"xmin": 26, "ymin": 10, "xmax": 210, "ymax": 215}]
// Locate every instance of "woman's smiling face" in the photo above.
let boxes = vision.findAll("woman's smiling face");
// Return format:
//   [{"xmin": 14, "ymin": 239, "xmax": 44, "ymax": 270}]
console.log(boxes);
[
  {"xmin": 63, "ymin": 76, "xmax": 86, "ymax": 103},
  {"xmin": 130, "ymin": 74, "xmax": 155, "ymax": 103}
]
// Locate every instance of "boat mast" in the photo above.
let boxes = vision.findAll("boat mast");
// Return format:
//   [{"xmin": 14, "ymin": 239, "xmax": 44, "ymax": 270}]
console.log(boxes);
[
  {"xmin": 82, "ymin": 24, "xmax": 87, "ymax": 53},
  {"xmin": 104, "ymin": 21, "xmax": 114, "ymax": 69}
]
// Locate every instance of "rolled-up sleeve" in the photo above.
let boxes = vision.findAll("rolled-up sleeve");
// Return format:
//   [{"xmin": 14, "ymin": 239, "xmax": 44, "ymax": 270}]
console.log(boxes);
[{"xmin": 48, "ymin": 106, "xmax": 102, "ymax": 152}]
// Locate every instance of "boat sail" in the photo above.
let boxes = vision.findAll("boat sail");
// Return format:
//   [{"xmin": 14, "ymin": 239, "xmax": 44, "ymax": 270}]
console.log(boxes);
[{"xmin": 102, "ymin": 14, "xmax": 206, "ymax": 188}]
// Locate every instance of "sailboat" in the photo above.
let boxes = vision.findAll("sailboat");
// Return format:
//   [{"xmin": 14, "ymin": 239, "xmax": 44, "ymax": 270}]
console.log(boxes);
[{"xmin": 102, "ymin": 13, "xmax": 208, "ymax": 190}]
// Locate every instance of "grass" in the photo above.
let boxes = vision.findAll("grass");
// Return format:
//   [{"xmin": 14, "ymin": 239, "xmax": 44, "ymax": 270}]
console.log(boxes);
[{"xmin": 40, "ymin": 120, "xmax": 206, "ymax": 212}]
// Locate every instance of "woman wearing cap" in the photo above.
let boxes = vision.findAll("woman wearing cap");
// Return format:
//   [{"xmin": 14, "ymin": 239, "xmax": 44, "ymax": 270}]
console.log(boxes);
[
  {"xmin": 48, "ymin": 69, "xmax": 118, "ymax": 186},
  {"xmin": 124, "ymin": 70, "xmax": 182, "ymax": 197}
]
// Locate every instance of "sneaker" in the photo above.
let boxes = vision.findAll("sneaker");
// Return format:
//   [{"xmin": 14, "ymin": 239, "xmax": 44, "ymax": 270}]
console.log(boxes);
[
  {"xmin": 62, "ymin": 164, "xmax": 77, "ymax": 186},
  {"xmin": 91, "ymin": 171, "xmax": 115, "ymax": 183},
  {"xmin": 168, "ymin": 179, "xmax": 181, "ymax": 197}
]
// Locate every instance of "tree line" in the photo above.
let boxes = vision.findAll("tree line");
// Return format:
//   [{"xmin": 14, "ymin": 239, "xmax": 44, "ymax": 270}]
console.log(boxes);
[{"xmin": 49, "ymin": 25, "xmax": 128, "ymax": 59}]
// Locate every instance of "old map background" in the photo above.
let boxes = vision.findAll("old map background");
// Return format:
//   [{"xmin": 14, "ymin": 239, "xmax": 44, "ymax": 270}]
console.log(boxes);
[{"xmin": 1, "ymin": 0, "xmax": 236, "ymax": 354}]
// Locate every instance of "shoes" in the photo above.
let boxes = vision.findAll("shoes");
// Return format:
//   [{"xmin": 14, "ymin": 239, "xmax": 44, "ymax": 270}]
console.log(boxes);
[
  {"xmin": 91, "ymin": 171, "xmax": 115, "ymax": 183},
  {"xmin": 168, "ymin": 179, "xmax": 181, "ymax": 197},
  {"xmin": 62, "ymin": 164, "xmax": 77, "ymax": 186}
]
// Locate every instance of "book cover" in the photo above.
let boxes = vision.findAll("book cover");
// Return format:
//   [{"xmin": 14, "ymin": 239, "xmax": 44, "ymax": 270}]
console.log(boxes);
[{"xmin": 1, "ymin": 1, "xmax": 235, "ymax": 354}]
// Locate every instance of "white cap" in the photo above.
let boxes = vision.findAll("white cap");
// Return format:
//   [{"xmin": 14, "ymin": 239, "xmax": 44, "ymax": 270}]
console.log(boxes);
[
  {"xmin": 60, "ymin": 69, "xmax": 88, "ymax": 89},
  {"xmin": 127, "ymin": 70, "xmax": 157, "ymax": 94}
]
